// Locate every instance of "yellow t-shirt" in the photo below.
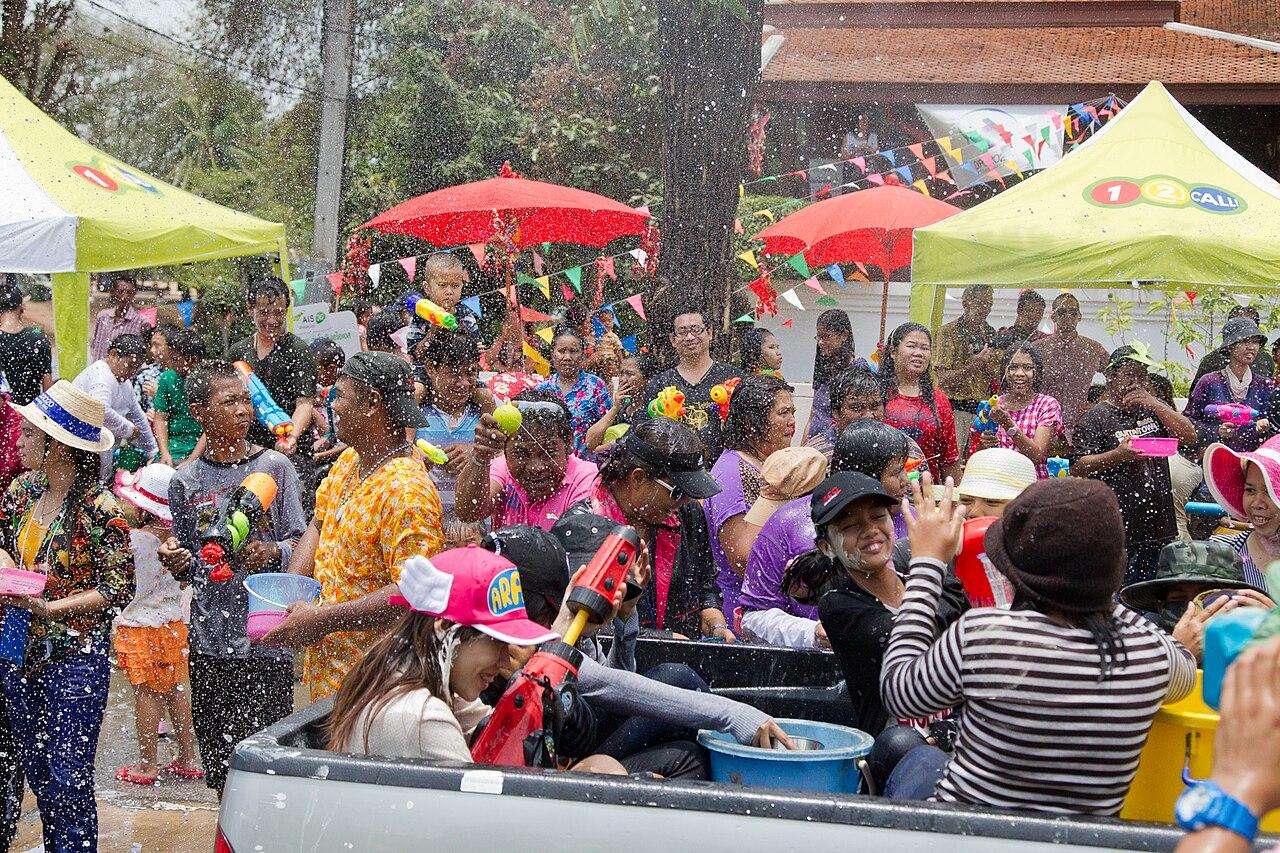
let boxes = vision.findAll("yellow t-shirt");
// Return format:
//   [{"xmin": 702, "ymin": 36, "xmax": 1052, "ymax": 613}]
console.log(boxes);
[
  {"xmin": 304, "ymin": 448, "xmax": 444, "ymax": 701},
  {"xmin": 17, "ymin": 514, "xmax": 47, "ymax": 569}
]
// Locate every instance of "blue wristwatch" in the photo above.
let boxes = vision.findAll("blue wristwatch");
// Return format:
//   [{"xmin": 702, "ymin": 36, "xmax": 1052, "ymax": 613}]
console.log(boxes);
[{"xmin": 1175, "ymin": 781, "xmax": 1259, "ymax": 841}]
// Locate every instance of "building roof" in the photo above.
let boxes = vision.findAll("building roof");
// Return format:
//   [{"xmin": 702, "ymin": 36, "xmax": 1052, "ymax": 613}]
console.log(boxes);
[
  {"xmin": 1180, "ymin": 0, "xmax": 1280, "ymax": 41},
  {"xmin": 761, "ymin": 23, "xmax": 1280, "ymax": 103}
]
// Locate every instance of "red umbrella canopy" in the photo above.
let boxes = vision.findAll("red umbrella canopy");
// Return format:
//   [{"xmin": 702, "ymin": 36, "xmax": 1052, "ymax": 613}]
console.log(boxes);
[
  {"xmin": 756, "ymin": 185, "xmax": 961, "ymax": 271},
  {"xmin": 360, "ymin": 162, "xmax": 648, "ymax": 249}
]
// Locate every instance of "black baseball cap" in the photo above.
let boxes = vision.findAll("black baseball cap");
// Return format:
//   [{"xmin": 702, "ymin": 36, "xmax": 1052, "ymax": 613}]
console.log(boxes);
[
  {"xmin": 623, "ymin": 430, "xmax": 721, "ymax": 500},
  {"xmin": 810, "ymin": 472, "xmax": 896, "ymax": 527},
  {"xmin": 341, "ymin": 351, "xmax": 429, "ymax": 429},
  {"xmin": 482, "ymin": 525, "xmax": 569, "ymax": 624}
]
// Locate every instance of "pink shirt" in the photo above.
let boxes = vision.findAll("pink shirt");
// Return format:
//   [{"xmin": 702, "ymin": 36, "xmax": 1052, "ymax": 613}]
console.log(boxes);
[
  {"xmin": 489, "ymin": 454, "xmax": 598, "ymax": 530},
  {"xmin": 966, "ymin": 393, "xmax": 1064, "ymax": 478}
]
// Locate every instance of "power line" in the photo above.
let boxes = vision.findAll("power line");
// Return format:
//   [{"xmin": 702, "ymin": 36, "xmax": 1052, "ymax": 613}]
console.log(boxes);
[{"xmin": 76, "ymin": 0, "xmax": 322, "ymax": 98}]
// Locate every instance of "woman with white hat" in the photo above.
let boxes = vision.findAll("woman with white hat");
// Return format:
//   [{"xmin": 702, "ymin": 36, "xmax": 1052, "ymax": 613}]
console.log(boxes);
[{"xmin": 0, "ymin": 380, "xmax": 135, "ymax": 851}]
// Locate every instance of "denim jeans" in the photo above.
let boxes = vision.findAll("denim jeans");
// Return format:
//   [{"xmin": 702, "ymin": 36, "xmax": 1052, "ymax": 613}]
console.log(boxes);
[
  {"xmin": 883, "ymin": 744, "xmax": 949, "ymax": 800},
  {"xmin": 0, "ymin": 652, "xmax": 110, "ymax": 852}
]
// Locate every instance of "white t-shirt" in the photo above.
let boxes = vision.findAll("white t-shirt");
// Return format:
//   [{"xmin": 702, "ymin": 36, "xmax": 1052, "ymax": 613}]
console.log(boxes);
[
  {"xmin": 343, "ymin": 687, "xmax": 489, "ymax": 762},
  {"xmin": 115, "ymin": 529, "xmax": 190, "ymax": 628}
]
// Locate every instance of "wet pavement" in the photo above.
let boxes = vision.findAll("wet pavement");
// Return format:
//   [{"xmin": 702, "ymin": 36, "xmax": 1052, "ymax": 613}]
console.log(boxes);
[{"xmin": 12, "ymin": 669, "xmax": 308, "ymax": 852}]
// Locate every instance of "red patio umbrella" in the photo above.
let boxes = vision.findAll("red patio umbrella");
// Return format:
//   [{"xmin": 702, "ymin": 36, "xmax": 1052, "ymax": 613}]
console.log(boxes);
[
  {"xmin": 756, "ymin": 185, "xmax": 961, "ymax": 344},
  {"xmin": 361, "ymin": 162, "xmax": 648, "ymax": 251}
]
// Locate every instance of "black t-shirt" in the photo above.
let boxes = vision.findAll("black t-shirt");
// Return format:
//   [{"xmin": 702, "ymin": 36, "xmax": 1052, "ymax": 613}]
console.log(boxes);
[
  {"xmin": 228, "ymin": 333, "xmax": 317, "ymax": 457},
  {"xmin": 0, "ymin": 327, "xmax": 51, "ymax": 406},
  {"xmin": 641, "ymin": 361, "xmax": 743, "ymax": 462},
  {"xmin": 818, "ymin": 541, "xmax": 968, "ymax": 733},
  {"xmin": 1071, "ymin": 401, "xmax": 1176, "ymax": 546}
]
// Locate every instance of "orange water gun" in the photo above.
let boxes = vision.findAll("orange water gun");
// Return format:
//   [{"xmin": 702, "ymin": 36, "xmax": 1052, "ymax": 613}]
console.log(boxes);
[
  {"xmin": 647, "ymin": 386, "xmax": 686, "ymax": 420},
  {"xmin": 709, "ymin": 376, "xmax": 742, "ymax": 423}
]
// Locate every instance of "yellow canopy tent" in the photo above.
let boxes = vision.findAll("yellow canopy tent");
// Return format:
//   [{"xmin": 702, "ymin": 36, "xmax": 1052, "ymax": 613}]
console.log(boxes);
[
  {"xmin": 0, "ymin": 74, "xmax": 287, "ymax": 376},
  {"xmin": 909, "ymin": 81, "xmax": 1280, "ymax": 333}
]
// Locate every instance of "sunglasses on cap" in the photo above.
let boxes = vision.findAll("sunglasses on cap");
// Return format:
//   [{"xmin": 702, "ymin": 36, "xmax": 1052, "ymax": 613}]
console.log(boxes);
[{"xmin": 653, "ymin": 477, "xmax": 687, "ymax": 502}]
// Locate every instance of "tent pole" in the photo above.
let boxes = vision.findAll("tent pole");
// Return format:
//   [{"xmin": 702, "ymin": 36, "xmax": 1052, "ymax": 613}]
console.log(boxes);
[{"xmin": 879, "ymin": 274, "xmax": 890, "ymax": 345}]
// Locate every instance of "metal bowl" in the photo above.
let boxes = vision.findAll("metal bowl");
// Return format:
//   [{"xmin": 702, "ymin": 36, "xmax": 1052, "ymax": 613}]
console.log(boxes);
[{"xmin": 774, "ymin": 737, "xmax": 824, "ymax": 751}]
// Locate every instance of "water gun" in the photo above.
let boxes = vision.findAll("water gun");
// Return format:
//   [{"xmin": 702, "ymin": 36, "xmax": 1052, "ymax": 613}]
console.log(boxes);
[
  {"xmin": 953, "ymin": 516, "xmax": 1015, "ymax": 608},
  {"xmin": 1046, "ymin": 457, "xmax": 1070, "ymax": 478},
  {"xmin": 904, "ymin": 457, "xmax": 927, "ymax": 482},
  {"xmin": 199, "ymin": 473, "xmax": 277, "ymax": 583},
  {"xmin": 415, "ymin": 438, "xmax": 448, "ymax": 466},
  {"xmin": 647, "ymin": 386, "xmax": 686, "ymax": 420},
  {"xmin": 472, "ymin": 524, "xmax": 642, "ymax": 768},
  {"xmin": 1185, "ymin": 501, "xmax": 1228, "ymax": 517},
  {"xmin": 709, "ymin": 377, "xmax": 741, "ymax": 423},
  {"xmin": 405, "ymin": 295, "xmax": 458, "ymax": 330},
  {"xmin": 1206, "ymin": 403, "xmax": 1261, "ymax": 427},
  {"xmin": 234, "ymin": 361, "xmax": 293, "ymax": 438},
  {"xmin": 973, "ymin": 396, "xmax": 1000, "ymax": 434}
]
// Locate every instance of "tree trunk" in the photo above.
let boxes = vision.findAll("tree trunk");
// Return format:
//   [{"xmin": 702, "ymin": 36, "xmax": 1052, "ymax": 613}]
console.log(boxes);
[
  {"xmin": 651, "ymin": 0, "xmax": 763, "ymax": 366},
  {"xmin": 0, "ymin": 0, "xmax": 78, "ymax": 112}
]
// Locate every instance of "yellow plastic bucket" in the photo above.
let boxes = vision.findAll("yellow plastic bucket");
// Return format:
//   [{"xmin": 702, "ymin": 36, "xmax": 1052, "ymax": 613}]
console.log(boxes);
[{"xmin": 1121, "ymin": 670, "xmax": 1280, "ymax": 830}]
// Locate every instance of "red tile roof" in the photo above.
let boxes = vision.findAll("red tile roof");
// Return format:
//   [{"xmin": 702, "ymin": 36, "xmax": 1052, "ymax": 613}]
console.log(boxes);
[
  {"xmin": 1179, "ymin": 0, "xmax": 1280, "ymax": 41},
  {"xmin": 761, "ymin": 25, "xmax": 1280, "ymax": 102}
]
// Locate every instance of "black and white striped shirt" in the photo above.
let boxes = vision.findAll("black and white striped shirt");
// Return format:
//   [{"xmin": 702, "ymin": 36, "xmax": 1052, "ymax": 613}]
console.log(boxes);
[{"xmin": 881, "ymin": 557, "xmax": 1196, "ymax": 815}]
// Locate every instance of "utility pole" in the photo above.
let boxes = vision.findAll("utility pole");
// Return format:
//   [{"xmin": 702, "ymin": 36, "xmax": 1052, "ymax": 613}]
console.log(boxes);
[{"xmin": 311, "ymin": 0, "xmax": 356, "ymax": 271}]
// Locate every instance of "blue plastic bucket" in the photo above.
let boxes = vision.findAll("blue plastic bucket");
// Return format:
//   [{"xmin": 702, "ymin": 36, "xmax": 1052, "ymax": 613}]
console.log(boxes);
[
  {"xmin": 243, "ymin": 573, "xmax": 321, "ymax": 615},
  {"xmin": 697, "ymin": 718, "xmax": 873, "ymax": 793}
]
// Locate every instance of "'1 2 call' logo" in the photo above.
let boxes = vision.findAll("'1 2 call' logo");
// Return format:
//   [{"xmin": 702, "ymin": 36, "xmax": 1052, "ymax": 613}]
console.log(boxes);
[
  {"xmin": 1085, "ymin": 176, "xmax": 1244, "ymax": 215},
  {"xmin": 67, "ymin": 157, "xmax": 162, "ymax": 195}
]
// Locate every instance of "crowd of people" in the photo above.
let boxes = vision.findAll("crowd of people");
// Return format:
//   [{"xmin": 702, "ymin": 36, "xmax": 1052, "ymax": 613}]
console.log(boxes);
[{"xmin": 0, "ymin": 261, "xmax": 1274, "ymax": 849}]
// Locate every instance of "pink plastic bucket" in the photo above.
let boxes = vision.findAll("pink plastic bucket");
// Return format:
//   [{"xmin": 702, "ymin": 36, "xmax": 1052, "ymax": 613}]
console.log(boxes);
[
  {"xmin": 0, "ymin": 568, "xmax": 47, "ymax": 596},
  {"xmin": 1131, "ymin": 437, "xmax": 1178, "ymax": 457},
  {"xmin": 246, "ymin": 610, "xmax": 287, "ymax": 641}
]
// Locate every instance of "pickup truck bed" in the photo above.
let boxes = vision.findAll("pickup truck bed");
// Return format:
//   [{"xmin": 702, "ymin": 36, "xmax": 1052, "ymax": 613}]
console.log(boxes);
[{"xmin": 216, "ymin": 640, "xmax": 1262, "ymax": 852}]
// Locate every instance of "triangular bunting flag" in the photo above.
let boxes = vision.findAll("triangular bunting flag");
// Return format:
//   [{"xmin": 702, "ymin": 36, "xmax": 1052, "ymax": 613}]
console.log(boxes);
[
  {"xmin": 739, "ymin": 183, "xmax": 745, "ymax": 200},
  {"xmin": 596, "ymin": 256, "xmax": 616, "ymax": 280},
  {"xmin": 754, "ymin": 209, "xmax": 775, "ymax": 223},
  {"xmin": 519, "ymin": 305, "xmax": 554, "ymax": 322},
  {"xmin": 460, "ymin": 295, "xmax": 483, "ymax": 318},
  {"xmin": 787, "ymin": 254, "xmax": 811, "ymax": 278},
  {"xmin": 881, "ymin": 149, "xmax": 896, "ymax": 167},
  {"xmin": 734, "ymin": 219, "xmax": 744, "ymax": 234},
  {"xmin": 826, "ymin": 265, "xmax": 846, "ymax": 288},
  {"xmin": 562, "ymin": 282, "xmax": 575, "ymax": 302},
  {"xmin": 534, "ymin": 276, "xmax": 551, "ymax": 299},
  {"xmin": 367, "ymin": 263, "xmax": 381, "ymax": 288},
  {"xmin": 1005, "ymin": 159, "xmax": 1024, "ymax": 179},
  {"xmin": 326, "ymin": 271, "xmax": 344, "ymax": 296},
  {"xmin": 854, "ymin": 262, "xmax": 869, "ymax": 277},
  {"xmin": 629, "ymin": 248, "xmax": 648, "ymax": 265},
  {"xmin": 634, "ymin": 205, "xmax": 651, "ymax": 217},
  {"xmin": 802, "ymin": 276, "xmax": 826, "ymax": 295},
  {"xmin": 779, "ymin": 288, "xmax": 804, "ymax": 311},
  {"xmin": 737, "ymin": 250, "xmax": 759, "ymax": 270},
  {"xmin": 532, "ymin": 250, "xmax": 544, "ymax": 276},
  {"xmin": 623, "ymin": 293, "xmax": 646, "ymax": 320},
  {"xmin": 937, "ymin": 137, "xmax": 959, "ymax": 161},
  {"xmin": 913, "ymin": 179, "xmax": 931, "ymax": 196},
  {"xmin": 619, "ymin": 335, "xmax": 638, "ymax": 354},
  {"xmin": 535, "ymin": 326, "xmax": 554, "ymax": 344},
  {"xmin": 987, "ymin": 169, "xmax": 1006, "ymax": 188},
  {"xmin": 849, "ymin": 157, "xmax": 866, "ymax": 174},
  {"xmin": 469, "ymin": 244, "xmax": 486, "ymax": 267},
  {"xmin": 734, "ymin": 314, "xmax": 754, "ymax": 323},
  {"xmin": 781, "ymin": 319, "xmax": 793, "ymax": 328},
  {"xmin": 920, "ymin": 157, "xmax": 938, "ymax": 177},
  {"xmin": 907, "ymin": 143, "xmax": 924, "ymax": 160},
  {"xmin": 866, "ymin": 173, "xmax": 885, "ymax": 186},
  {"xmin": 816, "ymin": 296, "xmax": 839, "ymax": 307},
  {"xmin": 399, "ymin": 256, "xmax": 416, "ymax": 282},
  {"xmin": 936, "ymin": 170, "xmax": 953, "ymax": 184},
  {"xmin": 523, "ymin": 341, "xmax": 550, "ymax": 376},
  {"xmin": 895, "ymin": 166, "xmax": 913, "ymax": 184},
  {"xmin": 288, "ymin": 279, "xmax": 306, "ymax": 303},
  {"xmin": 979, "ymin": 153, "xmax": 996, "ymax": 170},
  {"xmin": 565, "ymin": 266, "xmax": 582, "ymax": 292},
  {"xmin": 517, "ymin": 272, "xmax": 537, "ymax": 288}
]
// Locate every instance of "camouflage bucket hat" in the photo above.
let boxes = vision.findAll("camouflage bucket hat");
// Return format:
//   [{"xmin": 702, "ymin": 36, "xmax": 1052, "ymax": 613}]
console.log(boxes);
[{"xmin": 1120, "ymin": 540, "xmax": 1265, "ymax": 612}]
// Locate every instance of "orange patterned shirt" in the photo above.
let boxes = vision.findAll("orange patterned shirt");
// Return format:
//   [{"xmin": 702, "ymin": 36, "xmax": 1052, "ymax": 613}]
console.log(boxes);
[{"xmin": 304, "ymin": 448, "xmax": 443, "ymax": 700}]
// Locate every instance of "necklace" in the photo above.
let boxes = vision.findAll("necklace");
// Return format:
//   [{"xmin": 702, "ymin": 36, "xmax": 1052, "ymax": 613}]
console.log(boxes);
[
  {"xmin": 334, "ymin": 443, "xmax": 410, "ymax": 524},
  {"xmin": 31, "ymin": 490, "xmax": 66, "ymax": 525},
  {"xmin": 358, "ymin": 442, "xmax": 410, "ymax": 481}
]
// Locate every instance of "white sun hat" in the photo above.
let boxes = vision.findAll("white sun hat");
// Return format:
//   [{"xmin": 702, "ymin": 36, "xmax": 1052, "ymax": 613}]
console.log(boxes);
[
  {"xmin": 10, "ymin": 380, "xmax": 114, "ymax": 454},
  {"xmin": 958, "ymin": 448, "xmax": 1038, "ymax": 501},
  {"xmin": 116, "ymin": 463, "xmax": 176, "ymax": 521}
]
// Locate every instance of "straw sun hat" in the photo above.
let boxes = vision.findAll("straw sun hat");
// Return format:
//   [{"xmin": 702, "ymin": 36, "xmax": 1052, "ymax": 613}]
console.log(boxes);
[{"xmin": 10, "ymin": 380, "xmax": 114, "ymax": 454}]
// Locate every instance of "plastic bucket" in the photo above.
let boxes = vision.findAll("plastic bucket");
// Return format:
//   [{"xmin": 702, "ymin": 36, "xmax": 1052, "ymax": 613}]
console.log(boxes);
[
  {"xmin": 1121, "ymin": 670, "xmax": 1280, "ymax": 830},
  {"xmin": 246, "ymin": 610, "xmax": 287, "ymax": 641},
  {"xmin": 1131, "ymin": 437, "xmax": 1178, "ymax": 457},
  {"xmin": 243, "ymin": 574, "xmax": 320, "ymax": 615},
  {"xmin": 0, "ymin": 568, "xmax": 46, "ymax": 596},
  {"xmin": 698, "ymin": 719, "xmax": 873, "ymax": 794}
]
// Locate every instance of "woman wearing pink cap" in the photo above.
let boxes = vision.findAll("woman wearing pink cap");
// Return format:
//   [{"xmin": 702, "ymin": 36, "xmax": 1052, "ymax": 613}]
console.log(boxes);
[
  {"xmin": 1205, "ymin": 436, "xmax": 1280, "ymax": 593},
  {"xmin": 328, "ymin": 547, "xmax": 600, "ymax": 764}
]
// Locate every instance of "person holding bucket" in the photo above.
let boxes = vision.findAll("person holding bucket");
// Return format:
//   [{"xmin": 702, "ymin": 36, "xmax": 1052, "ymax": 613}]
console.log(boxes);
[{"xmin": 0, "ymin": 380, "xmax": 135, "ymax": 851}]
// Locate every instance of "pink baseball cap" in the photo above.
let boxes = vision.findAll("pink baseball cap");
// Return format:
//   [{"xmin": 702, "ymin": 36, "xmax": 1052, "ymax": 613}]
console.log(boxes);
[
  {"xmin": 389, "ymin": 546, "xmax": 559, "ymax": 646},
  {"xmin": 1204, "ymin": 435, "xmax": 1280, "ymax": 522}
]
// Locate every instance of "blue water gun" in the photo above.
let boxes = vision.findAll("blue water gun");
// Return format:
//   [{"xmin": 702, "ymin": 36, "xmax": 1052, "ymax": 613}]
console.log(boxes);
[
  {"xmin": 234, "ymin": 361, "xmax": 293, "ymax": 438},
  {"xmin": 1185, "ymin": 501, "xmax": 1228, "ymax": 517},
  {"xmin": 1046, "ymin": 457, "xmax": 1069, "ymax": 478},
  {"xmin": 973, "ymin": 396, "xmax": 999, "ymax": 434}
]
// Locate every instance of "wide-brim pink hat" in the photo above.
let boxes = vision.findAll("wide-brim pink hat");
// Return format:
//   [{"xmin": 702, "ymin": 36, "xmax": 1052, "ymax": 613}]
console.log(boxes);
[
  {"xmin": 389, "ymin": 547, "xmax": 559, "ymax": 646},
  {"xmin": 1204, "ymin": 436, "xmax": 1280, "ymax": 522}
]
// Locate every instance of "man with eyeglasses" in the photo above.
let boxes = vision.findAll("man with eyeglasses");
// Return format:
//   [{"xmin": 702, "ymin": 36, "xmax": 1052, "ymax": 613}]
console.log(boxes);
[
  {"xmin": 643, "ymin": 308, "xmax": 743, "ymax": 461},
  {"xmin": 1033, "ymin": 293, "xmax": 1109, "ymax": 443}
]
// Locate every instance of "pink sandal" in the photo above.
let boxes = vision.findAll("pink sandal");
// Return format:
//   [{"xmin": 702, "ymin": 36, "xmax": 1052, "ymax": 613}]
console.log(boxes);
[
  {"xmin": 164, "ymin": 760, "xmax": 205, "ymax": 781},
  {"xmin": 115, "ymin": 766, "xmax": 158, "ymax": 786}
]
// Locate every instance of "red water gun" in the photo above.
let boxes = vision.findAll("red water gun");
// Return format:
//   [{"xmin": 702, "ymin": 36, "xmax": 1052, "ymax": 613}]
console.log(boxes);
[
  {"xmin": 470, "ymin": 524, "xmax": 641, "ymax": 768},
  {"xmin": 199, "ymin": 474, "xmax": 278, "ymax": 582}
]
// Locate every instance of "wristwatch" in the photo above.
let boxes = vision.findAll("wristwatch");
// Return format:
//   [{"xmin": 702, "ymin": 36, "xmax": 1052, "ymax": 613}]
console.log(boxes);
[
  {"xmin": 1175, "ymin": 781, "xmax": 1259, "ymax": 842},
  {"xmin": 1006, "ymin": 424, "xmax": 1022, "ymax": 439}
]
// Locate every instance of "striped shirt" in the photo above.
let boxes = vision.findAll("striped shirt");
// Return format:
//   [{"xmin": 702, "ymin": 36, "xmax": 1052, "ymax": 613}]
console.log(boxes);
[
  {"xmin": 1209, "ymin": 531, "xmax": 1267, "ymax": 589},
  {"xmin": 881, "ymin": 558, "xmax": 1196, "ymax": 815}
]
